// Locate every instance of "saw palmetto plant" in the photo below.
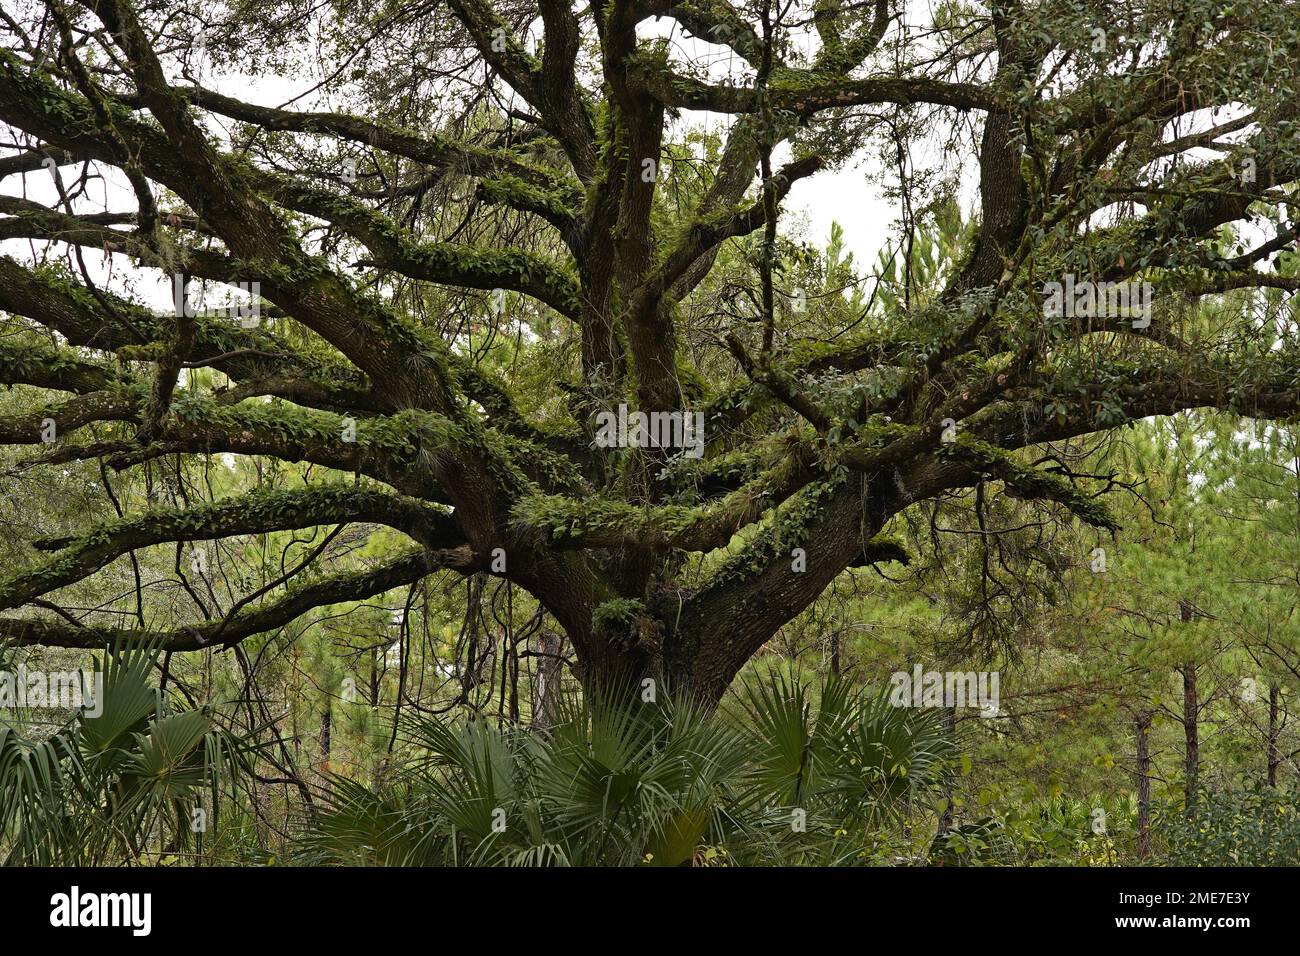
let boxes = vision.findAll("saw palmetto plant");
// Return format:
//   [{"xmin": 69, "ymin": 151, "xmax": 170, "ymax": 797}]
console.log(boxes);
[
  {"xmin": 0, "ymin": 643, "xmax": 257, "ymax": 866},
  {"xmin": 294, "ymin": 673, "xmax": 955, "ymax": 866}
]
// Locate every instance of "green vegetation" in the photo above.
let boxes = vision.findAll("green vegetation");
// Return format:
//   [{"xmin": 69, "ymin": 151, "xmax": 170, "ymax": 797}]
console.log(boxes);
[{"xmin": 1, "ymin": 0, "xmax": 1299, "ymax": 867}]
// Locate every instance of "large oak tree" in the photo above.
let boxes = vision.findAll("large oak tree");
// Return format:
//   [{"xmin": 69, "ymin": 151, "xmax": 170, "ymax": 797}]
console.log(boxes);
[{"xmin": 1, "ymin": 0, "xmax": 1298, "ymax": 704}]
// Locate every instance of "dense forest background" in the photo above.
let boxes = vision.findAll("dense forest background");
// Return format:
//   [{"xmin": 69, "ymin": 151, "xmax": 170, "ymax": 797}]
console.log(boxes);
[{"xmin": 2, "ymin": 0, "xmax": 1300, "ymax": 866}]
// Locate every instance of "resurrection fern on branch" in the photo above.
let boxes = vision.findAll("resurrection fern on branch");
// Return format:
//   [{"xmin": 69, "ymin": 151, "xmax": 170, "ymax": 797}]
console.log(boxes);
[{"xmin": 0, "ymin": 0, "xmax": 1297, "ymax": 706}]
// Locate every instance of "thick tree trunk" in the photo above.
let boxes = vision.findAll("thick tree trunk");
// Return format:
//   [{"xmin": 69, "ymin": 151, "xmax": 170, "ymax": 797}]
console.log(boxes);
[
  {"xmin": 664, "ymin": 483, "xmax": 887, "ymax": 704},
  {"xmin": 570, "ymin": 463, "xmax": 962, "ymax": 708},
  {"xmin": 537, "ymin": 457, "xmax": 967, "ymax": 710}
]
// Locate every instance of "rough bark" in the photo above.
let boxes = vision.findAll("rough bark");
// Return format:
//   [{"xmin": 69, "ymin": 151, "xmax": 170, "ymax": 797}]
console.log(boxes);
[
  {"xmin": 1267, "ymin": 684, "xmax": 1281, "ymax": 788},
  {"xmin": 0, "ymin": 0, "xmax": 1298, "ymax": 712},
  {"xmin": 530, "ymin": 630, "xmax": 564, "ymax": 733},
  {"xmin": 1134, "ymin": 710, "xmax": 1154, "ymax": 860},
  {"xmin": 1180, "ymin": 662, "xmax": 1200, "ymax": 816}
]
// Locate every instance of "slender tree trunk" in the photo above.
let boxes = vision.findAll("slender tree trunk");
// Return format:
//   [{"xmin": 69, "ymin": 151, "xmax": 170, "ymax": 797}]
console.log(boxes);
[
  {"xmin": 531, "ymin": 630, "xmax": 564, "ymax": 733},
  {"xmin": 1268, "ymin": 684, "xmax": 1281, "ymax": 787},
  {"xmin": 1134, "ymin": 710, "xmax": 1153, "ymax": 860},
  {"xmin": 319, "ymin": 706, "xmax": 331, "ymax": 768},
  {"xmin": 508, "ymin": 638, "xmax": 520, "ymax": 724},
  {"xmin": 369, "ymin": 647, "xmax": 380, "ymax": 707},
  {"xmin": 319, "ymin": 706, "xmax": 333, "ymax": 797},
  {"xmin": 1180, "ymin": 662, "xmax": 1199, "ymax": 815},
  {"xmin": 935, "ymin": 706, "xmax": 957, "ymax": 838}
]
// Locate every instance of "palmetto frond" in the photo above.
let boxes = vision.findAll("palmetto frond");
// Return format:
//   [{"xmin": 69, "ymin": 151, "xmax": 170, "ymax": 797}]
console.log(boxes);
[
  {"xmin": 0, "ymin": 642, "xmax": 258, "ymax": 866},
  {"xmin": 297, "ymin": 676, "xmax": 954, "ymax": 867}
]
